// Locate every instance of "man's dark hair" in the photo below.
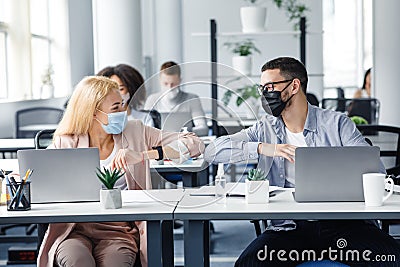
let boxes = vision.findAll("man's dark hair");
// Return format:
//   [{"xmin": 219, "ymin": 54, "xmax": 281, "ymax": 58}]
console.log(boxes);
[
  {"xmin": 160, "ymin": 61, "xmax": 181, "ymax": 77},
  {"xmin": 261, "ymin": 57, "xmax": 308, "ymax": 93}
]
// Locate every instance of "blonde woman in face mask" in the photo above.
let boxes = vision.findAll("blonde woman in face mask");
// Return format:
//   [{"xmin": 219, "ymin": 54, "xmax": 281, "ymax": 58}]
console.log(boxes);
[
  {"xmin": 144, "ymin": 61, "xmax": 209, "ymax": 136},
  {"xmin": 97, "ymin": 64, "xmax": 154, "ymax": 127},
  {"xmin": 38, "ymin": 76, "xmax": 205, "ymax": 267}
]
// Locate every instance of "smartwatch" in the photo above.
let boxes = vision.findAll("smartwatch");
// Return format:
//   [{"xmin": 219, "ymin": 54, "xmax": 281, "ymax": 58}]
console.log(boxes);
[{"xmin": 152, "ymin": 146, "xmax": 163, "ymax": 161}]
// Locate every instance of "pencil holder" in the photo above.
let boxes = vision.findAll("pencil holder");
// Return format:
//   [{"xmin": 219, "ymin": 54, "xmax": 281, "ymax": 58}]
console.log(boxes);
[{"xmin": 6, "ymin": 181, "xmax": 31, "ymax": 211}]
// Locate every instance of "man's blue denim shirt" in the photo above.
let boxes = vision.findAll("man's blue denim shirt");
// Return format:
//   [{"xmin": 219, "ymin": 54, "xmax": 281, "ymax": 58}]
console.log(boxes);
[{"xmin": 205, "ymin": 103, "xmax": 385, "ymax": 230}]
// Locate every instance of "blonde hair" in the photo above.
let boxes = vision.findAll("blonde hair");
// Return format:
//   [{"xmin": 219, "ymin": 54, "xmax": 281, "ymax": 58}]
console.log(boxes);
[{"xmin": 54, "ymin": 76, "xmax": 119, "ymax": 137}]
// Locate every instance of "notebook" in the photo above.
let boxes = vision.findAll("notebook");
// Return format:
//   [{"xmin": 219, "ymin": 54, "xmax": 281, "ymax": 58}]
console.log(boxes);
[
  {"xmin": 17, "ymin": 148, "xmax": 101, "ymax": 204},
  {"xmin": 159, "ymin": 112, "xmax": 193, "ymax": 132},
  {"xmin": 294, "ymin": 146, "xmax": 381, "ymax": 202}
]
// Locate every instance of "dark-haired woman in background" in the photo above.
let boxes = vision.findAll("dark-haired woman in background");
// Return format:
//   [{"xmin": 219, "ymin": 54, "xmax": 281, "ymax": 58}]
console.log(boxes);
[{"xmin": 98, "ymin": 64, "xmax": 154, "ymax": 126}]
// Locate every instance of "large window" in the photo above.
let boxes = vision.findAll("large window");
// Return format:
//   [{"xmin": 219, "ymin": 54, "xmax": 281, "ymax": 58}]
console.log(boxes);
[
  {"xmin": 30, "ymin": 0, "xmax": 52, "ymax": 98},
  {"xmin": 0, "ymin": 0, "xmax": 69, "ymax": 100},
  {"xmin": 323, "ymin": 0, "xmax": 372, "ymax": 97},
  {"xmin": 0, "ymin": 0, "xmax": 8, "ymax": 98}
]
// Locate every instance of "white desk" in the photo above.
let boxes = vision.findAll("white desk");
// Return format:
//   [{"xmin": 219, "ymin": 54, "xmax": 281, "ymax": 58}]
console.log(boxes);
[
  {"xmin": 175, "ymin": 190, "xmax": 400, "ymax": 267},
  {"xmin": 0, "ymin": 159, "xmax": 18, "ymax": 172},
  {"xmin": 0, "ymin": 139, "xmax": 35, "ymax": 153},
  {"xmin": 0, "ymin": 189, "xmax": 185, "ymax": 267}
]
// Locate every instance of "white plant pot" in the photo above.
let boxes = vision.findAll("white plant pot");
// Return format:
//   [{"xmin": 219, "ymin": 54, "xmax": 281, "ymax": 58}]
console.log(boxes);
[
  {"xmin": 100, "ymin": 188, "xmax": 122, "ymax": 209},
  {"xmin": 240, "ymin": 6, "xmax": 267, "ymax": 33},
  {"xmin": 232, "ymin": 56, "xmax": 252, "ymax": 76},
  {"xmin": 245, "ymin": 179, "xmax": 269, "ymax": 204}
]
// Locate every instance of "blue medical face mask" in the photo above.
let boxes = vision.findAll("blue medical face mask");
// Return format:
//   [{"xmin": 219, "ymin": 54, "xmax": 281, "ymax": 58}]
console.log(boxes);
[{"xmin": 96, "ymin": 109, "xmax": 127, "ymax": 134}]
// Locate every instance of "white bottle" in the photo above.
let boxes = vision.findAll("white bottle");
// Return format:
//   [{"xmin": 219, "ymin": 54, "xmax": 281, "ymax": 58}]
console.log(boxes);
[{"xmin": 215, "ymin": 163, "xmax": 226, "ymax": 204}]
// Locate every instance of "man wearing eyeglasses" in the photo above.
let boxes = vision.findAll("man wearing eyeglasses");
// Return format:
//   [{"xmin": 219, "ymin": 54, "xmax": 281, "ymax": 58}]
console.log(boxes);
[{"xmin": 204, "ymin": 57, "xmax": 400, "ymax": 266}]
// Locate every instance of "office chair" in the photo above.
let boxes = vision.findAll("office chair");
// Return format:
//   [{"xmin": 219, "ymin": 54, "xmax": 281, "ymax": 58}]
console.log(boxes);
[
  {"xmin": 306, "ymin": 93, "xmax": 319, "ymax": 107},
  {"xmin": 15, "ymin": 107, "xmax": 64, "ymax": 138},
  {"xmin": 140, "ymin": 109, "xmax": 161, "ymax": 129},
  {"xmin": 321, "ymin": 98, "xmax": 380, "ymax": 125},
  {"xmin": 357, "ymin": 125, "xmax": 400, "ymax": 234}
]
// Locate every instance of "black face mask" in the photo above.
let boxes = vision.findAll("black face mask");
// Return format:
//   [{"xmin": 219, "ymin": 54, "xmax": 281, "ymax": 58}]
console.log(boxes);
[{"xmin": 261, "ymin": 82, "xmax": 294, "ymax": 117}]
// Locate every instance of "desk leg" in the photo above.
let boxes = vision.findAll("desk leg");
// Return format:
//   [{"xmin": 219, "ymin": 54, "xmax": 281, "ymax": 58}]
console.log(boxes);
[
  {"xmin": 162, "ymin": 220, "xmax": 174, "ymax": 267},
  {"xmin": 184, "ymin": 220, "xmax": 210, "ymax": 267},
  {"xmin": 182, "ymin": 171, "xmax": 208, "ymax": 188},
  {"xmin": 148, "ymin": 220, "xmax": 174, "ymax": 267}
]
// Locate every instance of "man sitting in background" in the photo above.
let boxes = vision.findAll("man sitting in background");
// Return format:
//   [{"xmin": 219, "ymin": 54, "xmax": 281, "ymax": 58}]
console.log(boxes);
[{"xmin": 144, "ymin": 61, "xmax": 208, "ymax": 136}]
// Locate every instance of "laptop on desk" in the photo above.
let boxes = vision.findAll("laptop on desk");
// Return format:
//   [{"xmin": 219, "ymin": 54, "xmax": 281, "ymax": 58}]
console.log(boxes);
[
  {"xmin": 294, "ymin": 146, "xmax": 381, "ymax": 202},
  {"xmin": 159, "ymin": 112, "xmax": 193, "ymax": 132},
  {"xmin": 17, "ymin": 148, "xmax": 101, "ymax": 204}
]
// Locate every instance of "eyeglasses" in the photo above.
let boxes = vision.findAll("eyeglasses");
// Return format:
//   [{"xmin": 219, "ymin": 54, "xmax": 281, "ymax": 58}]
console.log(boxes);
[{"xmin": 257, "ymin": 79, "xmax": 294, "ymax": 95}]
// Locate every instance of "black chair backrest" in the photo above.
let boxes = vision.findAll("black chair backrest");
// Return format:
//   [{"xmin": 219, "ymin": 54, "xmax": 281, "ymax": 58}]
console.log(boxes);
[
  {"xmin": 356, "ymin": 125, "xmax": 400, "ymax": 175},
  {"xmin": 34, "ymin": 129, "xmax": 56, "ymax": 149},
  {"xmin": 306, "ymin": 93, "xmax": 319, "ymax": 107},
  {"xmin": 15, "ymin": 107, "xmax": 64, "ymax": 138},
  {"xmin": 321, "ymin": 98, "xmax": 380, "ymax": 124},
  {"xmin": 140, "ymin": 109, "xmax": 161, "ymax": 129}
]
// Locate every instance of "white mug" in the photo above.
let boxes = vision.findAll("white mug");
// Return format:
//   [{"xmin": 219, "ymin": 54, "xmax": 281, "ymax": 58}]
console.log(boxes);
[{"xmin": 362, "ymin": 173, "xmax": 394, "ymax": 207}]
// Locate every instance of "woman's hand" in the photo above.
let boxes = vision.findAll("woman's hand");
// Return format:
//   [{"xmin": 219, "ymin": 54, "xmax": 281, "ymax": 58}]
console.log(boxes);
[
  {"xmin": 257, "ymin": 143, "xmax": 297, "ymax": 163},
  {"xmin": 110, "ymin": 148, "xmax": 143, "ymax": 170}
]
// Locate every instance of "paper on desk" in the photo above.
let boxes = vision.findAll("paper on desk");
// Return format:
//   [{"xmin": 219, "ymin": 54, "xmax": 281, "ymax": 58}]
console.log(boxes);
[
  {"xmin": 190, "ymin": 182, "xmax": 291, "ymax": 197},
  {"xmin": 121, "ymin": 190, "xmax": 184, "ymax": 203}
]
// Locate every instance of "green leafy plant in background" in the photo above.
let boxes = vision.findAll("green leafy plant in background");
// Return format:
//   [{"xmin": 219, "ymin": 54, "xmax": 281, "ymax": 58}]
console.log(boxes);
[
  {"xmin": 224, "ymin": 39, "xmax": 261, "ymax": 56},
  {"xmin": 273, "ymin": 0, "xmax": 309, "ymax": 30},
  {"xmin": 247, "ymin": 168, "xmax": 267, "ymax": 181},
  {"xmin": 350, "ymin": 116, "xmax": 369, "ymax": 125},
  {"xmin": 96, "ymin": 167, "xmax": 125, "ymax": 190},
  {"xmin": 222, "ymin": 84, "xmax": 260, "ymax": 107}
]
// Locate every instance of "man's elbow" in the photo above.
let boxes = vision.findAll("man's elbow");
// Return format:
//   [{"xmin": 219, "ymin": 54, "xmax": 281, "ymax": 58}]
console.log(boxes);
[{"xmin": 204, "ymin": 144, "xmax": 217, "ymax": 164}]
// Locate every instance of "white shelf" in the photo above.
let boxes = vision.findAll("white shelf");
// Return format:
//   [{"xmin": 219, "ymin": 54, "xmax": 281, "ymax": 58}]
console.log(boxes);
[{"xmin": 192, "ymin": 30, "xmax": 300, "ymax": 37}]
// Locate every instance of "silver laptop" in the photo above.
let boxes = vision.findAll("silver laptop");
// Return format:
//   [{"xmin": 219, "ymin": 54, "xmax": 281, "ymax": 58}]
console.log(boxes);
[
  {"xmin": 294, "ymin": 146, "xmax": 381, "ymax": 202},
  {"xmin": 159, "ymin": 112, "xmax": 193, "ymax": 132},
  {"xmin": 17, "ymin": 148, "xmax": 101, "ymax": 204}
]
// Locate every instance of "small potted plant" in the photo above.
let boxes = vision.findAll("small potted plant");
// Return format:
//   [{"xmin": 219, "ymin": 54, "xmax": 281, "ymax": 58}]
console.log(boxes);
[
  {"xmin": 224, "ymin": 39, "xmax": 260, "ymax": 76},
  {"xmin": 222, "ymin": 84, "xmax": 261, "ymax": 118},
  {"xmin": 245, "ymin": 168, "xmax": 269, "ymax": 204},
  {"xmin": 96, "ymin": 167, "xmax": 125, "ymax": 209}
]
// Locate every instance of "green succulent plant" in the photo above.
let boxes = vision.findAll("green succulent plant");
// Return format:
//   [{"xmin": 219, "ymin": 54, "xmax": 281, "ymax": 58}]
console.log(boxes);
[
  {"xmin": 247, "ymin": 168, "xmax": 267, "ymax": 181},
  {"xmin": 96, "ymin": 167, "xmax": 125, "ymax": 190}
]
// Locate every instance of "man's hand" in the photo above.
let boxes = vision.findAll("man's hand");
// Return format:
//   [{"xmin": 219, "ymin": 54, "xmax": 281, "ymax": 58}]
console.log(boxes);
[{"xmin": 257, "ymin": 143, "xmax": 297, "ymax": 163}]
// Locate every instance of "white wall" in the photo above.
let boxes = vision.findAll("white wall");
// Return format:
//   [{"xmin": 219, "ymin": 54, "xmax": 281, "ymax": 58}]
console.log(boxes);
[
  {"xmin": 92, "ymin": 0, "xmax": 143, "ymax": 74},
  {"xmin": 373, "ymin": 0, "xmax": 400, "ymax": 127},
  {"xmin": 178, "ymin": 0, "xmax": 323, "ymax": 113},
  {"xmin": 68, "ymin": 0, "xmax": 95, "ymax": 89}
]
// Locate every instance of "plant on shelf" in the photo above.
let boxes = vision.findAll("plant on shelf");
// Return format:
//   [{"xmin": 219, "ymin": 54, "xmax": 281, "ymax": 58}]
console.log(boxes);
[
  {"xmin": 247, "ymin": 168, "xmax": 267, "ymax": 181},
  {"xmin": 96, "ymin": 167, "xmax": 125, "ymax": 209},
  {"xmin": 224, "ymin": 39, "xmax": 261, "ymax": 57},
  {"xmin": 272, "ymin": 0, "xmax": 309, "ymax": 30},
  {"xmin": 240, "ymin": 0, "xmax": 309, "ymax": 31},
  {"xmin": 224, "ymin": 39, "xmax": 260, "ymax": 76},
  {"xmin": 222, "ymin": 84, "xmax": 260, "ymax": 107}
]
